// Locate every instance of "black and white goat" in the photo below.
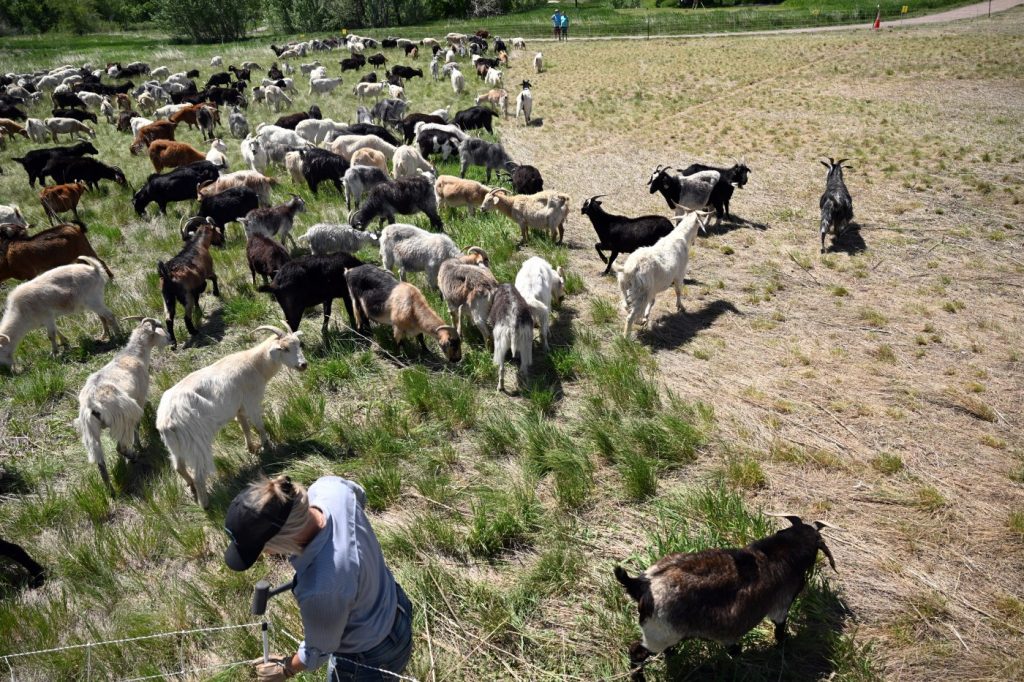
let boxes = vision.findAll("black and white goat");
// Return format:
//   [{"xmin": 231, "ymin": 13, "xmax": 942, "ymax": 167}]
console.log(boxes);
[
  {"xmin": 818, "ymin": 157, "xmax": 854, "ymax": 253},
  {"xmin": 679, "ymin": 161, "xmax": 751, "ymax": 226},
  {"xmin": 350, "ymin": 175, "xmax": 444, "ymax": 232},
  {"xmin": 647, "ymin": 165, "xmax": 720, "ymax": 214}
]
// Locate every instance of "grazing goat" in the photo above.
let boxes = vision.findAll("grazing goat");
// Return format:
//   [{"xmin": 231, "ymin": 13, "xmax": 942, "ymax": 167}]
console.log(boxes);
[
  {"xmin": 198, "ymin": 186, "xmax": 260, "ymax": 229},
  {"xmin": 450, "ymin": 67, "xmax": 465, "ymax": 94},
  {"xmin": 0, "ymin": 204, "xmax": 28, "ymax": 227},
  {"xmin": 158, "ymin": 222, "xmax": 221, "ymax": 348},
  {"xmin": 504, "ymin": 162, "xmax": 544, "ymax": 195},
  {"xmin": 434, "ymin": 175, "xmax": 491, "ymax": 216},
  {"xmin": 130, "ymin": 120, "xmax": 177, "ymax": 155},
  {"xmin": 75, "ymin": 319, "xmax": 171, "ymax": 491},
  {"xmin": 514, "ymin": 256, "xmax": 564, "ymax": 351},
  {"xmin": 198, "ymin": 170, "xmax": 276, "ymax": 206},
  {"xmin": 0, "ymin": 222, "xmax": 110, "ymax": 283},
  {"xmin": 298, "ymin": 223, "xmax": 378, "ymax": 256},
  {"xmin": 157, "ymin": 325, "xmax": 307, "ymax": 508},
  {"xmin": 299, "ymin": 148, "xmax": 348, "ymax": 195},
  {"xmin": 616, "ymin": 212, "xmax": 707, "ymax": 338},
  {"xmin": 488, "ymin": 284, "xmax": 533, "ymax": 392},
  {"xmin": 350, "ymin": 175, "xmax": 443, "ymax": 231},
  {"xmin": 480, "ymin": 188, "xmax": 570, "ymax": 244},
  {"xmin": 229, "ymin": 106, "xmax": 249, "ymax": 138},
  {"xmin": 240, "ymin": 194, "xmax": 305, "ymax": 248},
  {"xmin": 39, "ymin": 182, "xmax": 87, "ymax": 225},
  {"xmin": 393, "ymin": 145, "xmax": 435, "ymax": 179},
  {"xmin": 246, "ymin": 232, "xmax": 291, "ymax": 285},
  {"xmin": 343, "ymin": 165, "xmax": 390, "ymax": 210},
  {"xmin": 379, "ymin": 223, "xmax": 464, "ymax": 288},
  {"xmin": 330, "ymin": 133, "xmax": 397, "ymax": 162},
  {"xmin": 133, "ymin": 162, "xmax": 220, "ymax": 215},
  {"xmin": 474, "ymin": 89, "xmax": 508, "ymax": 117},
  {"xmin": 259, "ymin": 254, "xmax": 363, "ymax": 333},
  {"xmin": 309, "ymin": 77, "xmax": 343, "ymax": 96},
  {"xmin": 581, "ymin": 195, "xmax": 675, "ymax": 275},
  {"xmin": 0, "ymin": 257, "xmax": 120, "ymax": 369},
  {"xmin": 438, "ymin": 251, "xmax": 496, "ymax": 342},
  {"xmin": 44, "ymin": 117, "xmax": 95, "ymax": 142},
  {"xmin": 11, "ymin": 141, "xmax": 98, "ymax": 187},
  {"xmin": 615, "ymin": 515, "xmax": 838, "ymax": 682},
  {"xmin": 350, "ymin": 148, "xmax": 390, "ymax": 177},
  {"xmin": 39, "ymin": 156, "xmax": 126, "ymax": 190},
  {"xmin": 680, "ymin": 161, "xmax": 752, "ymax": 226},
  {"xmin": 459, "ymin": 138, "xmax": 511, "ymax": 183},
  {"xmin": 148, "ymin": 139, "xmax": 206, "ymax": 172},
  {"xmin": 647, "ymin": 165, "xmax": 719, "ymax": 214},
  {"xmin": 454, "ymin": 106, "xmax": 497, "ymax": 135},
  {"xmin": 818, "ymin": 158, "xmax": 854, "ymax": 253},
  {"xmin": 345, "ymin": 265, "xmax": 462, "ymax": 361}
]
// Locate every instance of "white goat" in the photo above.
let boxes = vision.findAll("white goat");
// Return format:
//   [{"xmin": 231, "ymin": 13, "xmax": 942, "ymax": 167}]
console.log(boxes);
[
  {"xmin": 99, "ymin": 97, "xmax": 115, "ymax": 124},
  {"xmin": 25, "ymin": 118, "xmax": 49, "ymax": 143},
  {"xmin": 262, "ymin": 85, "xmax": 292, "ymax": 112},
  {"xmin": 309, "ymin": 77, "xmax": 343, "ymax": 96},
  {"xmin": 485, "ymin": 68, "xmax": 503, "ymax": 87},
  {"xmin": 380, "ymin": 223, "xmax": 461, "ymax": 288},
  {"xmin": 206, "ymin": 138, "xmax": 229, "ymax": 170},
  {"xmin": 298, "ymin": 223, "xmax": 379, "ymax": 256},
  {"xmin": 516, "ymin": 84, "xmax": 533, "ymax": 124},
  {"xmin": 240, "ymin": 135, "xmax": 268, "ymax": 172},
  {"xmin": 284, "ymin": 150, "xmax": 305, "ymax": 184},
  {"xmin": 352, "ymin": 82, "xmax": 388, "ymax": 100},
  {"xmin": 616, "ymin": 212, "xmax": 708, "ymax": 338},
  {"xmin": 0, "ymin": 257, "xmax": 121, "ymax": 369},
  {"xmin": 450, "ymin": 67, "xmax": 465, "ymax": 94},
  {"xmin": 480, "ymin": 188, "xmax": 570, "ymax": 244},
  {"xmin": 489, "ymin": 284, "xmax": 533, "ymax": 393},
  {"xmin": 295, "ymin": 118, "xmax": 342, "ymax": 144},
  {"xmin": 534, "ymin": 52, "xmax": 543, "ymax": 74},
  {"xmin": 514, "ymin": 257, "xmax": 565, "ymax": 351},
  {"xmin": 130, "ymin": 116, "xmax": 154, "ymax": 137},
  {"xmin": 0, "ymin": 204, "xmax": 28, "ymax": 227},
  {"xmin": 211, "ymin": 56, "xmax": 223, "ymax": 66},
  {"xmin": 156, "ymin": 325, "xmax": 307, "ymax": 509},
  {"xmin": 255, "ymin": 123, "xmax": 310, "ymax": 150},
  {"xmin": 75, "ymin": 318, "xmax": 170, "ymax": 491},
  {"xmin": 393, "ymin": 145, "xmax": 435, "ymax": 179},
  {"xmin": 44, "ymin": 117, "xmax": 95, "ymax": 142},
  {"xmin": 330, "ymin": 134, "xmax": 396, "ymax": 161}
]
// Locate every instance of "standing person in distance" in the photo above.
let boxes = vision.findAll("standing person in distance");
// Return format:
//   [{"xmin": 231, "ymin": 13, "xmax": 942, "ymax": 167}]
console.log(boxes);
[
  {"xmin": 224, "ymin": 475, "xmax": 413, "ymax": 681},
  {"xmin": 552, "ymin": 9, "xmax": 562, "ymax": 40},
  {"xmin": 560, "ymin": 12, "xmax": 570, "ymax": 40}
]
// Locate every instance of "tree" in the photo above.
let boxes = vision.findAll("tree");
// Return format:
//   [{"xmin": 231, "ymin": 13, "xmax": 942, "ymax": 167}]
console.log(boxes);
[{"xmin": 155, "ymin": 0, "xmax": 261, "ymax": 42}]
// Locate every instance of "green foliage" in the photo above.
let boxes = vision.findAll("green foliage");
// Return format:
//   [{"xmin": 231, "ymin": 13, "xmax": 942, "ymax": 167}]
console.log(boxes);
[{"xmin": 155, "ymin": 0, "xmax": 260, "ymax": 42}]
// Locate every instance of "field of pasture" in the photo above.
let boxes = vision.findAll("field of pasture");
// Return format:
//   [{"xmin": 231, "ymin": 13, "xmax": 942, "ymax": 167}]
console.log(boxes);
[{"xmin": 1, "ymin": 9, "xmax": 1022, "ymax": 682}]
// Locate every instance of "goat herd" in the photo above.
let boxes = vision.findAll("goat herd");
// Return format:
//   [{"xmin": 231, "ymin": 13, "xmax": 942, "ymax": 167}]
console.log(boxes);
[{"xmin": 0, "ymin": 29, "xmax": 852, "ymax": 679}]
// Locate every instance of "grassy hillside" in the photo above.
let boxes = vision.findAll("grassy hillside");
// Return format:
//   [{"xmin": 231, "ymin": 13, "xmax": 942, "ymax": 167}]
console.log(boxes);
[{"xmin": 2, "ymin": 7, "xmax": 1023, "ymax": 682}]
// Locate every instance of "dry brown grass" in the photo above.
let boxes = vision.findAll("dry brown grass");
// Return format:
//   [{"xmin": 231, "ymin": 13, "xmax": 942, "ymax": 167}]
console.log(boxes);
[{"xmin": 500, "ymin": 11, "xmax": 1024, "ymax": 680}]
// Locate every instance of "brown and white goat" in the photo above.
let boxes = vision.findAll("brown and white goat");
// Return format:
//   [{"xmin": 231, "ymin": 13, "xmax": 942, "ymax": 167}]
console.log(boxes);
[
  {"xmin": 157, "ymin": 222, "xmax": 220, "ymax": 348},
  {"xmin": 130, "ymin": 119, "xmax": 177, "ymax": 155},
  {"xmin": 198, "ymin": 170, "xmax": 277, "ymax": 206},
  {"xmin": 438, "ymin": 249, "xmax": 496, "ymax": 343},
  {"xmin": 39, "ymin": 182, "xmax": 87, "ymax": 225},
  {"xmin": 614, "ymin": 515, "xmax": 838, "ymax": 681}
]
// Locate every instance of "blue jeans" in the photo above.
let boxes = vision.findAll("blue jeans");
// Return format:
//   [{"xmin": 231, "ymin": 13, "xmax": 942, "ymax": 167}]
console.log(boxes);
[{"xmin": 330, "ymin": 584, "xmax": 413, "ymax": 681}]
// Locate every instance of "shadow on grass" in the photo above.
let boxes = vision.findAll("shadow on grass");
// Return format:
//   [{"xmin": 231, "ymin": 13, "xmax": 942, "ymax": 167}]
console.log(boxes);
[
  {"xmin": 516, "ymin": 298, "xmax": 578, "ymax": 408},
  {"xmin": 660, "ymin": 577, "xmax": 857, "ymax": 682},
  {"xmin": 114, "ymin": 402, "xmax": 171, "ymax": 499},
  {"xmin": 642, "ymin": 299, "xmax": 741, "ymax": 351},
  {"xmin": 181, "ymin": 306, "xmax": 227, "ymax": 349},
  {"xmin": 701, "ymin": 213, "xmax": 770, "ymax": 237},
  {"xmin": 826, "ymin": 223, "xmax": 867, "ymax": 255}
]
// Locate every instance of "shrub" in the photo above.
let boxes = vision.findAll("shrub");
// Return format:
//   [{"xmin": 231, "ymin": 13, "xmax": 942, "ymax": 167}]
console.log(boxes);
[{"xmin": 156, "ymin": 0, "xmax": 261, "ymax": 42}]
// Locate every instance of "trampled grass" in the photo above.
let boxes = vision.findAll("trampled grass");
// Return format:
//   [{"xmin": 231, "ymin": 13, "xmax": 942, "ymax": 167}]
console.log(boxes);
[{"xmin": 1, "ymin": 7, "xmax": 1023, "ymax": 682}]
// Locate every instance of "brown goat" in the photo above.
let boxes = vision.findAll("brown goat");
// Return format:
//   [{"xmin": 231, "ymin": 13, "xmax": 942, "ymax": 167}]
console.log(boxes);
[
  {"xmin": 169, "ymin": 103, "xmax": 218, "ymax": 130},
  {"xmin": 0, "ymin": 118, "xmax": 29, "ymax": 139},
  {"xmin": 148, "ymin": 140, "xmax": 207, "ymax": 173},
  {"xmin": 115, "ymin": 93, "xmax": 132, "ymax": 111},
  {"xmin": 130, "ymin": 120, "xmax": 177, "ymax": 155},
  {"xmin": 158, "ymin": 223, "xmax": 220, "ymax": 348},
  {"xmin": 0, "ymin": 223, "xmax": 112, "ymax": 283},
  {"xmin": 39, "ymin": 183, "xmax": 88, "ymax": 225}
]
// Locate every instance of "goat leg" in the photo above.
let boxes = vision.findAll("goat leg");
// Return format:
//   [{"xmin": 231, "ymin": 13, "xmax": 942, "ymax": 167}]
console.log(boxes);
[
  {"xmin": 627, "ymin": 641, "xmax": 651, "ymax": 682},
  {"xmin": 595, "ymin": 244, "xmax": 609, "ymax": 264},
  {"xmin": 210, "ymin": 274, "xmax": 220, "ymax": 297},
  {"xmin": 773, "ymin": 618, "xmax": 788, "ymax": 645},
  {"xmin": 322, "ymin": 299, "xmax": 333, "ymax": 334}
]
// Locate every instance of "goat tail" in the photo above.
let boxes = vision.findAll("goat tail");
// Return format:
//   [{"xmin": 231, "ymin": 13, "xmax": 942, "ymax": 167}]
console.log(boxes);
[
  {"xmin": 75, "ymin": 401, "xmax": 106, "ymax": 466},
  {"xmin": 819, "ymin": 199, "xmax": 835, "ymax": 236},
  {"xmin": 515, "ymin": 317, "xmax": 533, "ymax": 377},
  {"xmin": 613, "ymin": 566, "xmax": 649, "ymax": 603},
  {"xmin": 76, "ymin": 255, "xmax": 110, "ymax": 281},
  {"xmin": 522, "ymin": 294, "xmax": 547, "ymax": 333}
]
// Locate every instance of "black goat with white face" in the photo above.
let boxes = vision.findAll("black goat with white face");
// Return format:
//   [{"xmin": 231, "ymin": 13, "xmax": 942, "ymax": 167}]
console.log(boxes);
[
  {"xmin": 818, "ymin": 157, "xmax": 854, "ymax": 253},
  {"xmin": 615, "ymin": 515, "xmax": 838, "ymax": 682}
]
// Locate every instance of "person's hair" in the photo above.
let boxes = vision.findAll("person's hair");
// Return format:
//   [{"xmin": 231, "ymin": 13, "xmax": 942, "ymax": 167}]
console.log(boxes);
[{"xmin": 243, "ymin": 475, "xmax": 311, "ymax": 556}]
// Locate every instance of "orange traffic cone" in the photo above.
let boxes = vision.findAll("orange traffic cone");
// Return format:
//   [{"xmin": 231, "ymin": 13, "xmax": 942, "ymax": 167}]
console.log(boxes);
[{"xmin": 873, "ymin": 6, "xmax": 881, "ymax": 28}]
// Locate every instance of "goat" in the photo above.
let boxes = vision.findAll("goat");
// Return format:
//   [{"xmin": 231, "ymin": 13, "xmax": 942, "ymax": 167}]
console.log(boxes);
[
  {"xmin": 345, "ymin": 265, "xmax": 461, "ymax": 362},
  {"xmin": 350, "ymin": 175, "xmax": 443, "ymax": 232},
  {"xmin": 369, "ymin": 98, "xmax": 407, "ymax": 128},
  {"xmin": 157, "ymin": 325, "xmax": 307, "ymax": 508},
  {"xmin": 647, "ymin": 165, "xmax": 720, "ymax": 213},
  {"xmin": 25, "ymin": 118, "xmax": 49, "ymax": 143},
  {"xmin": 246, "ymin": 232, "xmax": 291, "ymax": 285},
  {"xmin": 391, "ymin": 65, "xmax": 422, "ymax": 81},
  {"xmin": 350, "ymin": 148, "xmax": 389, "ymax": 177},
  {"xmin": 615, "ymin": 515, "xmax": 838, "ymax": 682},
  {"xmin": 74, "ymin": 319, "xmax": 170, "ymax": 491},
  {"xmin": 44, "ymin": 117, "xmax": 95, "ymax": 142},
  {"xmin": 393, "ymin": 145, "xmax": 435, "ymax": 179},
  {"xmin": 401, "ymin": 113, "xmax": 446, "ymax": 144},
  {"xmin": 438, "ymin": 250, "xmax": 496, "ymax": 342},
  {"xmin": 299, "ymin": 148, "xmax": 348, "ymax": 195},
  {"xmin": 157, "ymin": 222, "xmax": 221, "ymax": 348},
  {"xmin": 514, "ymin": 256, "xmax": 564, "ymax": 351},
  {"xmin": 240, "ymin": 135, "xmax": 268, "ymax": 173},
  {"xmin": 0, "ymin": 205, "xmax": 28, "ymax": 228},
  {"xmin": 480, "ymin": 187, "xmax": 570, "ymax": 244},
  {"xmin": 148, "ymin": 139, "xmax": 206, "ymax": 172},
  {"xmin": 39, "ymin": 182, "xmax": 87, "ymax": 225},
  {"xmin": 0, "ymin": 257, "xmax": 120, "ymax": 369},
  {"xmin": 0, "ymin": 540, "xmax": 45, "ymax": 588},
  {"xmin": 11, "ymin": 141, "xmax": 98, "ymax": 187},
  {"xmin": 330, "ymin": 133, "xmax": 397, "ymax": 162},
  {"xmin": 474, "ymin": 89, "xmax": 508, "ymax": 117},
  {"xmin": 459, "ymin": 138, "xmax": 511, "ymax": 183},
  {"xmin": 133, "ymin": 161, "xmax": 220, "ymax": 215},
  {"xmin": 51, "ymin": 107, "xmax": 98, "ymax": 124},
  {"xmin": 450, "ymin": 67, "xmax": 465, "ymax": 94},
  {"xmin": 488, "ymin": 284, "xmax": 533, "ymax": 392},
  {"xmin": 343, "ymin": 165, "xmax": 390, "ymax": 210},
  {"xmin": 0, "ymin": 118, "xmax": 29, "ymax": 139},
  {"xmin": 309, "ymin": 77, "xmax": 343, "ymax": 96},
  {"xmin": 434, "ymin": 175, "xmax": 491, "ymax": 216},
  {"xmin": 297, "ymin": 223, "xmax": 379, "ymax": 256},
  {"xmin": 39, "ymin": 155, "xmax": 126, "ymax": 190},
  {"xmin": 197, "ymin": 186, "xmax": 260, "ymax": 229},
  {"xmin": 454, "ymin": 106, "xmax": 497, "ymax": 135},
  {"xmin": 206, "ymin": 138, "xmax": 229, "ymax": 170},
  {"xmin": 198, "ymin": 170, "xmax": 276, "ymax": 206},
  {"xmin": 284, "ymin": 150, "xmax": 304, "ymax": 185},
  {"xmin": 335, "ymin": 122, "xmax": 401, "ymax": 146},
  {"xmin": 229, "ymin": 106, "xmax": 249, "ymax": 138},
  {"xmin": 505, "ymin": 162, "xmax": 543, "ymax": 195},
  {"xmin": 680, "ymin": 161, "xmax": 752, "ymax": 226},
  {"xmin": 0, "ymin": 222, "xmax": 111, "ymax": 284},
  {"xmin": 240, "ymin": 194, "xmax": 305, "ymax": 248},
  {"xmin": 258, "ymin": 254, "xmax": 363, "ymax": 333},
  {"xmin": 130, "ymin": 120, "xmax": 177, "ymax": 155},
  {"xmin": 515, "ymin": 80, "xmax": 533, "ymax": 124},
  {"xmin": 818, "ymin": 158, "xmax": 854, "ymax": 253},
  {"xmin": 533, "ymin": 52, "xmax": 543, "ymax": 74},
  {"xmin": 379, "ymin": 223, "xmax": 463, "ymax": 288},
  {"xmin": 616, "ymin": 212, "xmax": 707, "ymax": 338},
  {"xmin": 581, "ymin": 195, "xmax": 675, "ymax": 276}
]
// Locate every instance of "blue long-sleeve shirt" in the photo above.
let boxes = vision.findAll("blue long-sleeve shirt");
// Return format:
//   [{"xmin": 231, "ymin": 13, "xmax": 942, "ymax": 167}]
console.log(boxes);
[{"xmin": 290, "ymin": 477, "xmax": 398, "ymax": 670}]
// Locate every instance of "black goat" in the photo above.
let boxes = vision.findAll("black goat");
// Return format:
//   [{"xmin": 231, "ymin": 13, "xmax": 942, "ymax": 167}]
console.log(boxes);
[
  {"xmin": 580, "ymin": 195, "xmax": 675, "ymax": 275},
  {"xmin": 680, "ymin": 161, "xmax": 751, "ymax": 226},
  {"xmin": 369, "ymin": 99, "xmax": 407, "ymax": 128},
  {"xmin": 453, "ymin": 106, "xmax": 496, "ymax": 135},
  {"xmin": 274, "ymin": 112, "xmax": 309, "ymax": 130},
  {"xmin": 300, "ymin": 148, "xmax": 349, "ymax": 195},
  {"xmin": 336, "ymin": 122, "xmax": 400, "ymax": 147},
  {"xmin": 340, "ymin": 55, "xmax": 366, "ymax": 72},
  {"xmin": 51, "ymin": 108, "xmax": 98, "ymax": 124},
  {"xmin": 350, "ymin": 175, "xmax": 444, "ymax": 232},
  {"xmin": 40, "ymin": 157, "xmax": 127, "ymax": 190},
  {"xmin": 382, "ymin": 38, "xmax": 398, "ymax": 49},
  {"xmin": 401, "ymin": 113, "xmax": 445, "ymax": 144},
  {"xmin": 494, "ymin": 38, "xmax": 507, "ymax": 53},
  {"xmin": 359, "ymin": 72, "xmax": 378, "ymax": 84},
  {"xmin": 459, "ymin": 138, "xmax": 511, "ymax": 183},
  {"xmin": 52, "ymin": 91, "xmax": 86, "ymax": 109},
  {"xmin": 368, "ymin": 53, "xmax": 387, "ymax": 69},
  {"xmin": 116, "ymin": 110, "xmax": 140, "ymax": 132},
  {"xmin": 198, "ymin": 186, "xmax": 260, "ymax": 229},
  {"xmin": 268, "ymin": 63, "xmax": 284, "ymax": 80},
  {"xmin": 647, "ymin": 165, "xmax": 719, "ymax": 212},
  {"xmin": 819, "ymin": 158, "xmax": 854, "ymax": 253},
  {"xmin": 0, "ymin": 104, "xmax": 27, "ymax": 121},
  {"xmin": 258, "ymin": 253, "xmax": 364, "ymax": 334},
  {"xmin": 158, "ymin": 222, "xmax": 220, "ymax": 348},
  {"xmin": 0, "ymin": 539, "xmax": 46, "ymax": 588},
  {"xmin": 228, "ymin": 65, "xmax": 251, "ymax": 81},
  {"xmin": 615, "ymin": 515, "xmax": 837, "ymax": 682},
  {"xmin": 246, "ymin": 232, "xmax": 291, "ymax": 285},
  {"xmin": 505, "ymin": 162, "xmax": 543, "ymax": 195},
  {"xmin": 133, "ymin": 162, "xmax": 220, "ymax": 216},
  {"xmin": 11, "ymin": 141, "xmax": 98, "ymax": 187},
  {"xmin": 390, "ymin": 65, "xmax": 423, "ymax": 81},
  {"xmin": 204, "ymin": 72, "xmax": 232, "ymax": 89}
]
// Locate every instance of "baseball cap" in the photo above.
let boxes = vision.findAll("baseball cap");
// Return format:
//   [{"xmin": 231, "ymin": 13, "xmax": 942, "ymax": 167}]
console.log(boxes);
[{"xmin": 223, "ymin": 478, "xmax": 296, "ymax": 572}]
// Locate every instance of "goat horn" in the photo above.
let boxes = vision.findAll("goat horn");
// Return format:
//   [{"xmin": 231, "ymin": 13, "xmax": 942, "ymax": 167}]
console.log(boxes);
[
  {"xmin": 0, "ymin": 334, "xmax": 10, "ymax": 344},
  {"xmin": 766, "ymin": 513, "xmax": 804, "ymax": 527},
  {"xmin": 253, "ymin": 325, "xmax": 286, "ymax": 338},
  {"xmin": 835, "ymin": 158, "xmax": 849, "ymax": 165},
  {"xmin": 813, "ymin": 520, "xmax": 844, "ymax": 531},
  {"xmin": 122, "ymin": 315, "xmax": 144, "ymax": 322}
]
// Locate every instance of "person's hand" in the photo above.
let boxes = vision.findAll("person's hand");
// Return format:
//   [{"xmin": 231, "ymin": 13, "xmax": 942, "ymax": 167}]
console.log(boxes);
[{"xmin": 254, "ymin": 654, "xmax": 290, "ymax": 681}]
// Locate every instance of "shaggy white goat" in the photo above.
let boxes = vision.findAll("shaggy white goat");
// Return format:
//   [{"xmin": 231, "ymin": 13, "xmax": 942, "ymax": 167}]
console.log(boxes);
[
  {"xmin": 206, "ymin": 138, "xmax": 229, "ymax": 170},
  {"xmin": 393, "ymin": 145, "xmax": 435, "ymax": 179},
  {"xmin": 330, "ymin": 134, "xmax": 397, "ymax": 161},
  {"xmin": 380, "ymin": 223, "xmax": 460, "ymax": 289},
  {"xmin": 309, "ymin": 77, "xmax": 343, "ymax": 96},
  {"xmin": 75, "ymin": 318, "xmax": 170, "ymax": 491},
  {"xmin": 44, "ymin": 117, "xmax": 95, "ymax": 142},
  {"xmin": 156, "ymin": 325, "xmax": 307, "ymax": 509},
  {"xmin": 25, "ymin": 118, "xmax": 49, "ymax": 143},
  {"xmin": 489, "ymin": 284, "xmax": 533, "ymax": 393},
  {"xmin": 0, "ymin": 257, "xmax": 121, "ymax": 369},
  {"xmin": 240, "ymin": 135, "xmax": 269, "ymax": 173},
  {"xmin": 297, "ymin": 223, "xmax": 379, "ymax": 256},
  {"xmin": 450, "ymin": 67, "xmax": 465, "ymax": 94},
  {"xmin": 514, "ymin": 256, "xmax": 565, "ymax": 351}
]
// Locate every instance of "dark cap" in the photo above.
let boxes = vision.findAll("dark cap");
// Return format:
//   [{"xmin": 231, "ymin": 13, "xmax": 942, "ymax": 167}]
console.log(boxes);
[{"xmin": 223, "ymin": 478, "xmax": 296, "ymax": 572}]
